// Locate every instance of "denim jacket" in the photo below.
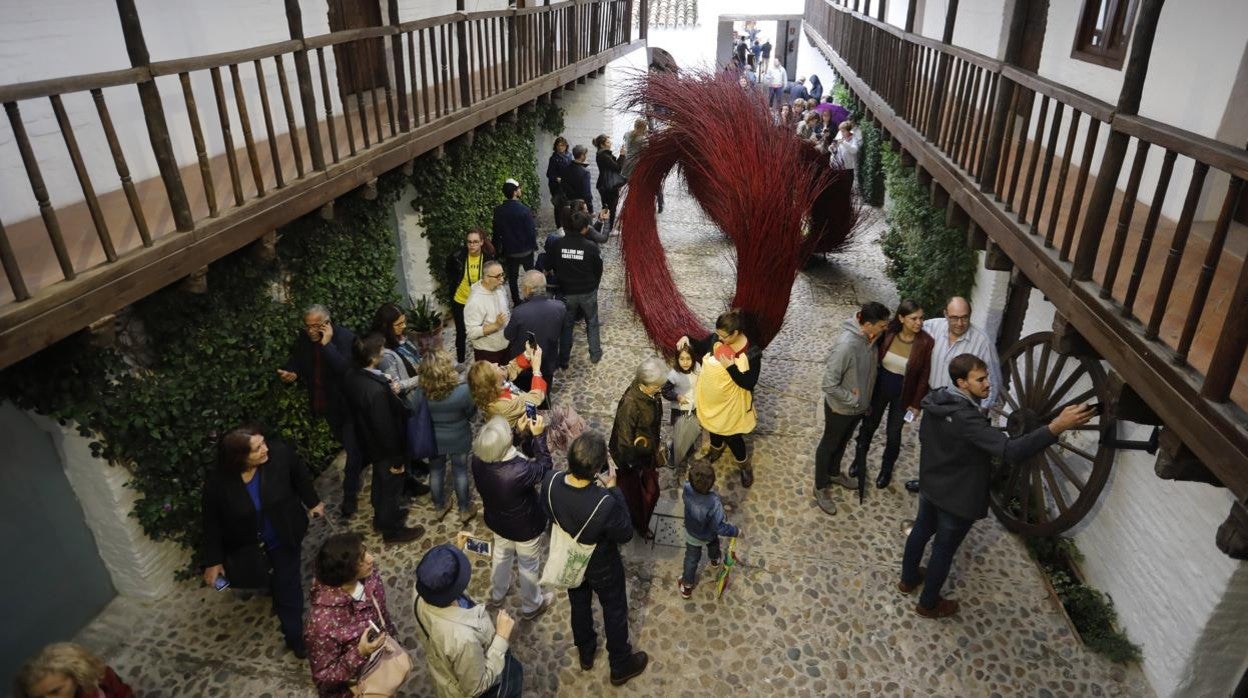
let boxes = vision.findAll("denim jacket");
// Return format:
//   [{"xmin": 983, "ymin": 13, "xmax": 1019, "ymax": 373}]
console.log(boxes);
[{"xmin": 682, "ymin": 482, "xmax": 739, "ymax": 543}]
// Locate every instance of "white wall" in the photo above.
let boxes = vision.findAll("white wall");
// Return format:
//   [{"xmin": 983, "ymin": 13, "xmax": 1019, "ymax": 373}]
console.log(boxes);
[
  {"xmin": 645, "ymin": 0, "xmax": 803, "ymax": 74},
  {"xmin": 1008, "ymin": 282, "xmax": 1248, "ymax": 698}
]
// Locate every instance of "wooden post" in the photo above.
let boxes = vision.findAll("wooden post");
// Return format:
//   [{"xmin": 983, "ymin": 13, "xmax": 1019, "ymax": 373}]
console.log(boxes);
[
  {"xmin": 639, "ymin": 0, "xmax": 648, "ymax": 41},
  {"xmin": 283, "ymin": 0, "xmax": 326, "ymax": 171},
  {"xmin": 903, "ymin": 0, "xmax": 916, "ymax": 32},
  {"xmin": 387, "ymin": 1, "xmax": 410, "ymax": 132},
  {"xmin": 115, "ymin": 0, "xmax": 193, "ymax": 232},
  {"xmin": 1072, "ymin": 0, "xmax": 1166, "ymax": 280},
  {"xmin": 977, "ymin": 0, "xmax": 1028, "ymax": 194},
  {"xmin": 996, "ymin": 268, "xmax": 1033, "ymax": 355},
  {"xmin": 876, "ymin": 0, "xmax": 886, "ymax": 22},
  {"xmin": 922, "ymin": 0, "xmax": 957, "ymax": 143},
  {"xmin": 456, "ymin": 0, "xmax": 472, "ymax": 108}
]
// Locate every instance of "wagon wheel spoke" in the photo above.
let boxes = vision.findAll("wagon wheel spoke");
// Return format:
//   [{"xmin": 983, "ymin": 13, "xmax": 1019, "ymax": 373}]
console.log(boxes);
[
  {"xmin": 1015, "ymin": 459, "xmax": 1034, "ymax": 521},
  {"xmin": 1001, "ymin": 384, "xmax": 1022, "ymax": 412},
  {"xmin": 1039, "ymin": 387, "xmax": 1098, "ymax": 422},
  {"xmin": 1046, "ymin": 449, "xmax": 1087, "ymax": 492},
  {"xmin": 1008, "ymin": 358, "xmax": 1029, "ymax": 410},
  {"xmin": 1055, "ymin": 439, "xmax": 1097, "ymax": 466},
  {"xmin": 1039, "ymin": 454, "xmax": 1070, "ymax": 515},
  {"xmin": 1022, "ymin": 342, "xmax": 1036, "ymax": 408},
  {"xmin": 1030, "ymin": 342, "xmax": 1052, "ymax": 409},
  {"xmin": 1030, "ymin": 460, "xmax": 1048, "ymax": 522},
  {"xmin": 1036, "ymin": 365, "xmax": 1090, "ymax": 417},
  {"xmin": 1036, "ymin": 353, "xmax": 1069, "ymax": 408},
  {"xmin": 1001, "ymin": 459, "xmax": 1025, "ymax": 509}
]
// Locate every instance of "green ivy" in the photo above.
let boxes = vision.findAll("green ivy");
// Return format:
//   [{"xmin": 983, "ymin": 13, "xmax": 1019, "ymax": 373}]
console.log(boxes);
[
  {"xmin": 409, "ymin": 103, "xmax": 564, "ymax": 305},
  {"xmin": 878, "ymin": 143, "xmax": 977, "ymax": 313},
  {"xmin": 0, "ymin": 174, "xmax": 407, "ymax": 573}
]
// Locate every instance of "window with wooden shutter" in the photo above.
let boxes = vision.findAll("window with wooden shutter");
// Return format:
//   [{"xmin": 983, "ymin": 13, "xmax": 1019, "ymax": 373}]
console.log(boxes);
[{"xmin": 1070, "ymin": 0, "xmax": 1138, "ymax": 70}]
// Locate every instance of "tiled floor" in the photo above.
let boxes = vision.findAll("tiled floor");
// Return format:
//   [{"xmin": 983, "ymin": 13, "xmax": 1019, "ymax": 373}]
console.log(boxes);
[{"xmin": 74, "ymin": 177, "xmax": 1154, "ymax": 697}]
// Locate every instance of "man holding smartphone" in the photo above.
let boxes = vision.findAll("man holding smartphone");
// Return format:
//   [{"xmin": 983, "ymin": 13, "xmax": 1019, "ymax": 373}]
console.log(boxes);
[
  {"xmin": 899, "ymin": 353, "xmax": 1094, "ymax": 618},
  {"xmin": 505, "ymin": 270, "xmax": 566, "ymax": 400}
]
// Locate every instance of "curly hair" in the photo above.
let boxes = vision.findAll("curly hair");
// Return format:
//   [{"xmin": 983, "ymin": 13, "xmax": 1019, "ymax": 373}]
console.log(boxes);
[
  {"xmin": 688, "ymin": 460, "xmax": 717, "ymax": 495},
  {"xmin": 467, "ymin": 360, "xmax": 502, "ymax": 412},
  {"xmin": 315, "ymin": 532, "xmax": 365, "ymax": 587},
  {"xmin": 15, "ymin": 643, "xmax": 105, "ymax": 698},
  {"xmin": 418, "ymin": 349, "xmax": 460, "ymax": 402}
]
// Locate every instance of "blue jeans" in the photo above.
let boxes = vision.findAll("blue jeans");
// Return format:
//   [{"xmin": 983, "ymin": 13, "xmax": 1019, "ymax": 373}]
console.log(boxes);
[
  {"xmin": 682, "ymin": 536, "xmax": 722, "ymax": 586},
  {"xmin": 901, "ymin": 495, "xmax": 975, "ymax": 609},
  {"xmin": 559, "ymin": 290, "xmax": 602, "ymax": 365},
  {"xmin": 430, "ymin": 452, "xmax": 471, "ymax": 512}
]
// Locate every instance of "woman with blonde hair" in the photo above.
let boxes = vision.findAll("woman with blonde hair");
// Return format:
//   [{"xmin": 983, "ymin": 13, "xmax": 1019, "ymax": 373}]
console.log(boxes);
[
  {"xmin": 414, "ymin": 349, "xmax": 478, "ymax": 523},
  {"xmin": 467, "ymin": 344, "xmax": 547, "ymax": 428},
  {"xmin": 14, "ymin": 642, "xmax": 133, "ymax": 698}
]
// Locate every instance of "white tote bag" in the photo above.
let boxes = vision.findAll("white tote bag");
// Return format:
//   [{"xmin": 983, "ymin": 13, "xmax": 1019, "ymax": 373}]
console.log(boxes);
[{"xmin": 540, "ymin": 474, "xmax": 610, "ymax": 589}]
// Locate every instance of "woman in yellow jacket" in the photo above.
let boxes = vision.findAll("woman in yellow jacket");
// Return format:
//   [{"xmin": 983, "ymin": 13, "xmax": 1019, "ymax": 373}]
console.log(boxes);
[{"xmin": 677, "ymin": 309, "xmax": 762, "ymax": 487}]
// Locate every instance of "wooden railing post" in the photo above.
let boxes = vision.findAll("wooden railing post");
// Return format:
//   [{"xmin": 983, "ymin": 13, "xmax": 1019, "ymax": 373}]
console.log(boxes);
[
  {"xmin": 570, "ymin": 1, "xmax": 580, "ymax": 63},
  {"xmin": 639, "ymin": 0, "xmax": 648, "ymax": 41},
  {"xmin": 590, "ymin": 0, "xmax": 602, "ymax": 55},
  {"xmin": 455, "ymin": 1, "xmax": 472, "ymax": 108},
  {"xmin": 1072, "ymin": 0, "xmax": 1166, "ymax": 280},
  {"xmin": 283, "ymin": 0, "xmax": 326, "ymax": 171},
  {"xmin": 114, "ymin": 0, "xmax": 193, "ymax": 232},
  {"xmin": 508, "ymin": 12, "xmax": 519, "ymax": 88},
  {"xmin": 387, "ymin": 1, "xmax": 409, "ymax": 132}
]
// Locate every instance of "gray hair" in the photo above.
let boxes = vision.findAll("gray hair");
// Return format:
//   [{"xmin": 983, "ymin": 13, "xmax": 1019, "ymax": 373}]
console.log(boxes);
[
  {"xmin": 303, "ymin": 304, "xmax": 330, "ymax": 322},
  {"xmin": 572, "ymin": 144, "xmax": 588, "ymax": 161},
  {"xmin": 472, "ymin": 416, "xmax": 514, "ymax": 463},
  {"xmin": 483, "ymin": 260, "xmax": 503, "ymax": 275},
  {"xmin": 636, "ymin": 356, "xmax": 668, "ymax": 387},
  {"xmin": 521, "ymin": 270, "xmax": 547, "ymax": 297}
]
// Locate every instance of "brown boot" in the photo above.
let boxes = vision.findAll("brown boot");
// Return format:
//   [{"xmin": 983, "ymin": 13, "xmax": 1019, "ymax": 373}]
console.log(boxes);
[
  {"xmin": 706, "ymin": 443, "xmax": 725, "ymax": 463},
  {"xmin": 735, "ymin": 455, "xmax": 754, "ymax": 488}
]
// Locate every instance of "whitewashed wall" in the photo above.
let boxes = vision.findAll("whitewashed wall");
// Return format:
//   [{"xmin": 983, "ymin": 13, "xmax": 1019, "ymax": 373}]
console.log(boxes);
[
  {"xmin": 979, "ymin": 275, "xmax": 1248, "ymax": 698},
  {"xmin": 645, "ymin": 0, "xmax": 803, "ymax": 74},
  {"xmin": 0, "ymin": 0, "xmax": 508, "ymax": 223}
]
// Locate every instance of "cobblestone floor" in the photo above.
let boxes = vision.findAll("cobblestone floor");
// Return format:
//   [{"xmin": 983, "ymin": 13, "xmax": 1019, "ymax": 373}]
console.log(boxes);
[{"xmin": 74, "ymin": 178, "xmax": 1153, "ymax": 697}]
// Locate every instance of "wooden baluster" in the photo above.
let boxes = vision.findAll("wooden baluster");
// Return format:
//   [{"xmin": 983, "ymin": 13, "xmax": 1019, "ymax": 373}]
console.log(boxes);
[
  {"xmin": 1017, "ymin": 95, "xmax": 1050, "ymax": 222},
  {"xmin": 316, "ymin": 47, "xmax": 344, "ymax": 161},
  {"xmin": 993, "ymin": 85, "xmax": 1021, "ymax": 198},
  {"xmin": 5, "ymin": 102, "xmax": 74, "ymax": 279},
  {"xmin": 456, "ymin": 15, "xmax": 472, "ymax": 109},
  {"xmin": 49, "ymin": 95, "xmax": 116, "ymax": 262},
  {"xmin": 957, "ymin": 66, "xmax": 982, "ymax": 168},
  {"xmin": 418, "ymin": 29, "xmax": 435, "ymax": 121},
  {"xmin": 273, "ymin": 55, "xmax": 306, "ymax": 178},
  {"xmin": 509, "ymin": 14, "xmax": 520, "ymax": 88},
  {"xmin": 94, "ymin": 88, "xmax": 154, "ymax": 241},
  {"xmin": 941, "ymin": 60, "xmax": 968, "ymax": 153},
  {"xmin": 365, "ymin": 41, "xmax": 385, "ymax": 142},
  {"xmin": 1145, "ymin": 162, "xmax": 1209, "ymax": 340},
  {"xmin": 471, "ymin": 19, "xmax": 483, "ymax": 100},
  {"xmin": 1122, "ymin": 149, "xmax": 1176, "ymax": 316},
  {"xmin": 283, "ymin": 0, "xmax": 326, "ymax": 171},
  {"xmin": 0, "ymin": 216, "xmax": 29, "ymax": 301},
  {"xmin": 1099, "ymin": 139, "xmax": 1150, "ymax": 298},
  {"xmin": 1058, "ymin": 118, "xmax": 1101, "ymax": 261},
  {"xmin": 209, "ymin": 67, "xmax": 246, "ymax": 206},
  {"xmin": 1028, "ymin": 101, "xmax": 1064, "ymax": 236},
  {"xmin": 971, "ymin": 73, "xmax": 997, "ymax": 179},
  {"xmin": 1201, "ymin": 234, "xmax": 1248, "ymax": 401},
  {"xmin": 229, "ymin": 63, "xmax": 266, "ymax": 196},
  {"xmin": 1178, "ymin": 174, "xmax": 1243, "ymax": 360},
  {"xmin": 440, "ymin": 24, "xmax": 453, "ymax": 111},
  {"xmin": 387, "ymin": 1, "xmax": 409, "ymax": 132},
  {"xmin": 1043, "ymin": 109, "xmax": 1080, "ymax": 247},
  {"xmin": 178, "ymin": 73, "xmax": 220, "ymax": 216},
  {"xmin": 406, "ymin": 32, "xmax": 422, "ymax": 125},
  {"xmin": 951, "ymin": 61, "xmax": 974, "ymax": 157},
  {"xmin": 1004, "ymin": 89, "xmax": 1032, "ymax": 212},
  {"xmin": 253, "ymin": 60, "xmax": 285, "ymax": 189},
  {"xmin": 380, "ymin": 37, "xmax": 396, "ymax": 138}
]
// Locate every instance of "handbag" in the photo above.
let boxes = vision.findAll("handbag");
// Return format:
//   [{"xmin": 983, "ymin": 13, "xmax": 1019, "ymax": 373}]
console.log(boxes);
[
  {"xmin": 540, "ymin": 474, "xmax": 610, "ymax": 589},
  {"xmin": 352, "ymin": 595, "xmax": 413, "ymax": 697},
  {"xmin": 599, "ymin": 167, "xmax": 627, "ymax": 193},
  {"xmin": 223, "ymin": 541, "xmax": 271, "ymax": 590},
  {"xmin": 405, "ymin": 393, "xmax": 439, "ymax": 461}
]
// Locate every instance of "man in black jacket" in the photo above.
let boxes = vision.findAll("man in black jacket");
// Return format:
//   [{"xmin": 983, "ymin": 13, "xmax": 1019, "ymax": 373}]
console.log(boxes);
[
  {"xmin": 564, "ymin": 146, "xmax": 593, "ymax": 211},
  {"xmin": 277, "ymin": 304, "xmax": 366, "ymax": 517},
  {"xmin": 549, "ymin": 210, "xmax": 604, "ymax": 368},
  {"xmin": 505, "ymin": 270, "xmax": 567, "ymax": 398},
  {"xmin": 900, "ymin": 353, "xmax": 1093, "ymax": 617},
  {"xmin": 491, "ymin": 178, "xmax": 538, "ymax": 305},
  {"xmin": 341, "ymin": 333, "xmax": 424, "ymax": 544},
  {"xmin": 541, "ymin": 432, "xmax": 648, "ymax": 686}
]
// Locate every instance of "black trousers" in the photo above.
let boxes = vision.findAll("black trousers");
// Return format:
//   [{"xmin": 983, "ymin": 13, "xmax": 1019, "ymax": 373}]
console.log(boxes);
[
  {"xmin": 371, "ymin": 457, "xmax": 407, "ymax": 533},
  {"xmin": 599, "ymin": 188, "xmax": 620, "ymax": 233},
  {"xmin": 851, "ymin": 374, "xmax": 906, "ymax": 477},
  {"xmin": 268, "ymin": 543, "xmax": 304, "ymax": 652},
  {"xmin": 568, "ymin": 562, "xmax": 633, "ymax": 674},
  {"xmin": 503, "ymin": 253, "xmax": 534, "ymax": 306},
  {"xmin": 451, "ymin": 300, "xmax": 467, "ymax": 363},
  {"xmin": 709, "ymin": 432, "xmax": 747, "ymax": 461},
  {"xmin": 813, "ymin": 402, "xmax": 862, "ymax": 489}
]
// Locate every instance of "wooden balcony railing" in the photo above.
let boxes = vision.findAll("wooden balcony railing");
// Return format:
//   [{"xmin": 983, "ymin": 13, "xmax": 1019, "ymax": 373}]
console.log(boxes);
[
  {"xmin": 0, "ymin": 0, "xmax": 642, "ymax": 368},
  {"xmin": 804, "ymin": 0, "xmax": 1248, "ymax": 499}
]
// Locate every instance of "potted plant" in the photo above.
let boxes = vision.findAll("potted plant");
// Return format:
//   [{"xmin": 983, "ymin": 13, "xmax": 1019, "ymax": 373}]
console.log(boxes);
[{"xmin": 408, "ymin": 295, "xmax": 446, "ymax": 354}]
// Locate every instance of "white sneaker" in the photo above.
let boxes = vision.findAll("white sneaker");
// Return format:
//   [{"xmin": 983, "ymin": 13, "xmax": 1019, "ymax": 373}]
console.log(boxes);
[{"xmin": 521, "ymin": 591, "xmax": 555, "ymax": 621}]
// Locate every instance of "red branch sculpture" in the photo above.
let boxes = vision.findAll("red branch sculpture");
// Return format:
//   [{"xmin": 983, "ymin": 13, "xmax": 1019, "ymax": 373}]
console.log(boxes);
[{"xmin": 618, "ymin": 69, "xmax": 857, "ymax": 351}]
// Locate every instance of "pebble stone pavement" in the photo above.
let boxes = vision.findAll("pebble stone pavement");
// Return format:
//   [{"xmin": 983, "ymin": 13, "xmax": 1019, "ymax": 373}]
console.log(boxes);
[{"xmin": 74, "ymin": 177, "xmax": 1154, "ymax": 697}]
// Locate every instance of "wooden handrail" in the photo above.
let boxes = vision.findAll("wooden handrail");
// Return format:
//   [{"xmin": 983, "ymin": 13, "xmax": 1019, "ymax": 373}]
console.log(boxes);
[
  {"xmin": 303, "ymin": 24, "xmax": 400, "ymax": 49},
  {"xmin": 148, "ymin": 40, "xmax": 304, "ymax": 78},
  {"xmin": 1000, "ymin": 65, "xmax": 1115, "ymax": 123},
  {"xmin": 0, "ymin": 67, "xmax": 149, "ymax": 103},
  {"xmin": 1116, "ymin": 114, "xmax": 1248, "ymax": 181}
]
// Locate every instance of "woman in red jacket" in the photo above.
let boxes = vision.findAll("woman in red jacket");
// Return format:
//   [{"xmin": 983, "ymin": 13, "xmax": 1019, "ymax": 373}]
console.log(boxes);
[{"xmin": 848, "ymin": 299, "xmax": 933, "ymax": 489}]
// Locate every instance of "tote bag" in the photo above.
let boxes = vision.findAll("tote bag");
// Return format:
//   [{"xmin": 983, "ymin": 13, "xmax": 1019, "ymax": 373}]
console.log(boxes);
[
  {"xmin": 405, "ymin": 393, "xmax": 439, "ymax": 461},
  {"xmin": 352, "ymin": 595, "xmax": 413, "ymax": 697},
  {"xmin": 540, "ymin": 475, "xmax": 610, "ymax": 589}
]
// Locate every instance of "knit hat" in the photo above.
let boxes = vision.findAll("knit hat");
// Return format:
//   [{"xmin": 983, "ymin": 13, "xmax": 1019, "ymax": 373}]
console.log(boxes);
[{"xmin": 416, "ymin": 544, "xmax": 472, "ymax": 607}]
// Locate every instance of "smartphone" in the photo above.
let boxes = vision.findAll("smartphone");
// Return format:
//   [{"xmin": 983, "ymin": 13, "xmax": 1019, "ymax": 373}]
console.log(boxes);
[
  {"xmin": 213, "ymin": 573, "xmax": 230, "ymax": 591},
  {"xmin": 366, "ymin": 620, "xmax": 382, "ymax": 643},
  {"xmin": 525, "ymin": 331, "xmax": 537, "ymax": 350},
  {"xmin": 1087, "ymin": 402, "xmax": 1104, "ymax": 415},
  {"xmin": 903, "ymin": 410, "xmax": 915, "ymax": 424},
  {"xmin": 524, "ymin": 401, "xmax": 537, "ymax": 420},
  {"xmin": 463, "ymin": 534, "xmax": 492, "ymax": 556}
]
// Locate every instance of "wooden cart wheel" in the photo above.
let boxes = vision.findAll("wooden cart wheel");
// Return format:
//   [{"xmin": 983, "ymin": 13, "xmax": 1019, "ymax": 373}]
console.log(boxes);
[{"xmin": 987, "ymin": 331, "xmax": 1116, "ymax": 537}]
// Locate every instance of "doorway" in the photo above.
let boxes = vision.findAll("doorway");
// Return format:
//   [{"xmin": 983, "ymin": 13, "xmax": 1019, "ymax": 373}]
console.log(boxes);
[{"xmin": 328, "ymin": 0, "xmax": 390, "ymax": 96}]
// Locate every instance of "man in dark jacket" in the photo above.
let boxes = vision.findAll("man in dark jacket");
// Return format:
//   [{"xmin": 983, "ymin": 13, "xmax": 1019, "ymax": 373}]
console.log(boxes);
[
  {"xmin": 505, "ymin": 270, "xmax": 567, "ymax": 400},
  {"xmin": 491, "ymin": 178, "xmax": 538, "ymax": 305},
  {"xmin": 471, "ymin": 415, "xmax": 556, "ymax": 621},
  {"xmin": 277, "ymin": 304, "xmax": 366, "ymax": 517},
  {"xmin": 564, "ymin": 145, "xmax": 593, "ymax": 208},
  {"xmin": 340, "ymin": 333, "xmax": 424, "ymax": 544},
  {"xmin": 549, "ymin": 210, "xmax": 604, "ymax": 368},
  {"xmin": 608, "ymin": 357, "xmax": 667, "ymax": 537},
  {"xmin": 541, "ymin": 432, "xmax": 648, "ymax": 686},
  {"xmin": 760, "ymin": 39, "xmax": 772, "ymax": 61},
  {"xmin": 900, "ymin": 353, "xmax": 1093, "ymax": 618}
]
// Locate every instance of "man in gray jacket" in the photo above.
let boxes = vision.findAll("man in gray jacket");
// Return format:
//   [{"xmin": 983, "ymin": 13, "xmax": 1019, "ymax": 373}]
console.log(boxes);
[
  {"xmin": 899, "ymin": 353, "xmax": 1093, "ymax": 618},
  {"xmin": 813, "ymin": 302, "xmax": 891, "ymax": 515}
]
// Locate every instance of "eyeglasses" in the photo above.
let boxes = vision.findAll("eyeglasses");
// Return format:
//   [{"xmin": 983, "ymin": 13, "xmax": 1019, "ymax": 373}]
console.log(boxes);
[
  {"xmin": 304, "ymin": 322, "xmax": 326, "ymax": 330},
  {"xmin": 467, "ymin": 239, "xmax": 483, "ymax": 245},
  {"xmin": 486, "ymin": 272, "xmax": 505, "ymax": 280},
  {"xmin": 947, "ymin": 315, "xmax": 970, "ymax": 323}
]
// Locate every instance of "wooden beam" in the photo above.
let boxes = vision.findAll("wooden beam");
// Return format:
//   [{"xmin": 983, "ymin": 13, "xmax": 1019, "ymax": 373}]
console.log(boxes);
[
  {"xmin": 250, "ymin": 230, "xmax": 279, "ymax": 262},
  {"xmin": 282, "ymin": 0, "xmax": 325, "ymax": 171},
  {"xmin": 180, "ymin": 266, "xmax": 209, "ymax": 294},
  {"xmin": 984, "ymin": 239, "xmax": 1013, "ymax": 271},
  {"xmin": 903, "ymin": 0, "xmax": 917, "ymax": 32},
  {"xmin": 361, "ymin": 178, "xmax": 379, "ymax": 201},
  {"xmin": 1050, "ymin": 314, "xmax": 1097, "ymax": 358},
  {"xmin": 400, "ymin": 160, "xmax": 414, "ymax": 176},
  {"xmin": 996, "ymin": 267, "xmax": 1032, "ymax": 355},
  {"xmin": 916, "ymin": 165, "xmax": 932, "ymax": 187},
  {"xmin": 930, "ymin": 180, "xmax": 949, "ymax": 209},
  {"xmin": 86, "ymin": 314, "xmax": 117, "ymax": 349},
  {"xmin": 320, "ymin": 201, "xmax": 334, "ymax": 220},
  {"xmin": 945, "ymin": 201, "xmax": 970, "ymax": 232},
  {"xmin": 1106, "ymin": 371, "xmax": 1164, "ymax": 425},
  {"xmin": 1154, "ymin": 427, "xmax": 1221, "ymax": 486},
  {"xmin": 966, "ymin": 220, "xmax": 988, "ymax": 251},
  {"xmin": 1216, "ymin": 503, "xmax": 1248, "ymax": 560}
]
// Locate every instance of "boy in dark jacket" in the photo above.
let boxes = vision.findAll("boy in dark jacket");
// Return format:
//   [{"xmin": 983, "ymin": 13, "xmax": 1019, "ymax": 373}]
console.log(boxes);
[{"xmin": 678, "ymin": 461, "xmax": 740, "ymax": 599}]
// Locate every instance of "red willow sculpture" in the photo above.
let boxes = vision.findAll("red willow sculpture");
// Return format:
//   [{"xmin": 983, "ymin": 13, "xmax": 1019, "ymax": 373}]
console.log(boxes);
[{"xmin": 617, "ymin": 68, "xmax": 857, "ymax": 350}]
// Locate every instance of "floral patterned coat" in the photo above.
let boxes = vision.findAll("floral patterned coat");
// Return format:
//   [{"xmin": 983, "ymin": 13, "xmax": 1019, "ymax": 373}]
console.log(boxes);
[{"xmin": 305, "ymin": 568, "xmax": 398, "ymax": 697}]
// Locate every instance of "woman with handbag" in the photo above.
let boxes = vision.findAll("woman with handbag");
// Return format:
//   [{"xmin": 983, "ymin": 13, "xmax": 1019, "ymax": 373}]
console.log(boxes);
[
  {"xmin": 414, "ymin": 544, "xmax": 522, "ymax": 698},
  {"xmin": 201, "ymin": 426, "xmax": 325, "ymax": 658},
  {"xmin": 306, "ymin": 533, "xmax": 411, "ymax": 697},
  {"xmin": 593, "ymin": 134, "xmax": 626, "ymax": 234}
]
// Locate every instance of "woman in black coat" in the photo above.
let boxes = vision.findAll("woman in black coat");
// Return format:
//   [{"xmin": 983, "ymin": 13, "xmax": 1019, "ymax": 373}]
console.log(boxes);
[
  {"xmin": 593, "ymin": 133, "xmax": 625, "ymax": 234},
  {"xmin": 546, "ymin": 136, "xmax": 572, "ymax": 220},
  {"xmin": 201, "ymin": 426, "xmax": 324, "ymax": 657}
]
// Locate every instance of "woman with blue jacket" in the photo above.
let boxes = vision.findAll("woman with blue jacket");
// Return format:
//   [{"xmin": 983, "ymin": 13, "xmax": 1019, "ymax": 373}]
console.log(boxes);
[{"xmin": 414, "ymin": 349, "xmax": 478, "ymax": 524}]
